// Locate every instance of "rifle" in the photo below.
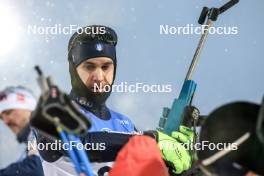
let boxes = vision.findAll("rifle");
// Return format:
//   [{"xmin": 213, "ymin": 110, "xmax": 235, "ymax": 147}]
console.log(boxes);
[
  {"xmin": 157, "ymin": 0, "xmax": 240, "ymax": 135},
  {"xmin": 31, "ymin": 66, "xmax": 94, "ymax": 176}
]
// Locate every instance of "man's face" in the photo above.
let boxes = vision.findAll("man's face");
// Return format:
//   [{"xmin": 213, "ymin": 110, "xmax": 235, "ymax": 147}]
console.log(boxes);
[
  {"xmin": 76, "ymin": 57, "xmax": 114, "ymax": 93},
  {"xmin": 0, "ymin": 109, "xmax": 31, "ymax": 134}
]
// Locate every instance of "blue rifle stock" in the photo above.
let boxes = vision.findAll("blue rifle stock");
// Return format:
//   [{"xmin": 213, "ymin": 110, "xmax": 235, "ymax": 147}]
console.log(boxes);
[
  {"xmin": 159, "ymin": 80, "xmax": 197, "ymax": 135},
  {"xmin": 157, "ymin": 0, "xmax": 239, "ymax": 135}
]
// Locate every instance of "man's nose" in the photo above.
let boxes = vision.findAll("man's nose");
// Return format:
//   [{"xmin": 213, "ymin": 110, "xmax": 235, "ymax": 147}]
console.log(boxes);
[
  {"xmin": 92, "ymin": 68, "xmax": 104, "ymax": 82},
  {"xmin": 2, "ymin": 114, "xmax": 11, "ymax": 125}
]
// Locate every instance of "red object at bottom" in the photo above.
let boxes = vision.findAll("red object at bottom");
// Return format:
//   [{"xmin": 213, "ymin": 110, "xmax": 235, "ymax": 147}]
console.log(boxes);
[{"xmin": 109, "ymin": 135, "xmax": 169, "ymax": 176}]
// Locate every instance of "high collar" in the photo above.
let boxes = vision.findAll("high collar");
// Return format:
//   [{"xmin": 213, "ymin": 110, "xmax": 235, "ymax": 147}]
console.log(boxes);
[
  {"xmin": 70, "ymin": 90, "xmax": 111, "ymax": 120},
  {"xmin": 17, "ymin": 124, "xmax": 31, "ymax": 143}
]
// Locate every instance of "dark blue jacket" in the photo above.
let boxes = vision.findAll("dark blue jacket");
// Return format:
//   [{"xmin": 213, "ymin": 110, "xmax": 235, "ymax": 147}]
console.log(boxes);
[
  {"xmin": 0, "ymin": 155, "xmax": 44, "ymax": 176},
  {"xmin": 0, "ymin": 126, "xmax": 44, "ymax": 176}
]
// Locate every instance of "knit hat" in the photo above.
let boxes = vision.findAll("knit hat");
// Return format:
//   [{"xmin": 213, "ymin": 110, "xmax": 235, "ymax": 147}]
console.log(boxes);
[{"xmin": 0, "ymin": 86, "xmax": 37, "ymax": 113}]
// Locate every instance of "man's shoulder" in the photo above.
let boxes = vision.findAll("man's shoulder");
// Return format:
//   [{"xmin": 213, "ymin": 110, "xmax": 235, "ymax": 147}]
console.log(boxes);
[{"xmin": 109, "ymin": 109, "xmax": 131, "ymax": 121}]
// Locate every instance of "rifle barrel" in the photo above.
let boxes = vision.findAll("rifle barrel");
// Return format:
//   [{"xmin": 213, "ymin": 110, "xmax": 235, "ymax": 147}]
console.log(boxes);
[{"xmin": 185, "ymin": 19, "xmax": 213, "ymax": 81}]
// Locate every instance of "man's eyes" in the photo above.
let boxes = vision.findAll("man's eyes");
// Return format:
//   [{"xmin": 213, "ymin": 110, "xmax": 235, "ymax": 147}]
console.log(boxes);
[
  {"xmin": 2, "ymin": 110, "xmax": 13, "ymax": 115},
  {"xmin": 102, "ymin": 65, "xmax": 110, "ymax": 70},
  {"xmin": 84, "ymin": 65, "xmax": 95, "ymax": 70},
  {"xmin": 84, "ymin": 64, "xmax": 111, "ymax": 71}
]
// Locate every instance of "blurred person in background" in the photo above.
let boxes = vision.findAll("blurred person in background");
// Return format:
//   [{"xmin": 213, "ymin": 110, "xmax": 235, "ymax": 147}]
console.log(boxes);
[{"xmin": 0, "ymin": 86, "xmax": 44, "ymax": 176}]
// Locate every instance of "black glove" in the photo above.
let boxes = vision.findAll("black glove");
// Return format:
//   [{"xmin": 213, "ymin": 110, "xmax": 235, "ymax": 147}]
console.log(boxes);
[{"xmin": 181, "ymin": 106, "xmax": 200, "ymax": 127}]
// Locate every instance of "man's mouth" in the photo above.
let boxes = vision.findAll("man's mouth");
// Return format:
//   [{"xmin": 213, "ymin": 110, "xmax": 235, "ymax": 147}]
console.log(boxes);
[
  {"xmin": 90, "ymin": 83, "xmax": 110, "ymax": 93},
  {"xmin": 90, "ymin": 86, "xmax": 105, "ymax": 93},
  {"xmin": 91, "ymin": 87, "xmax": 103, "ymax": 93}
]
